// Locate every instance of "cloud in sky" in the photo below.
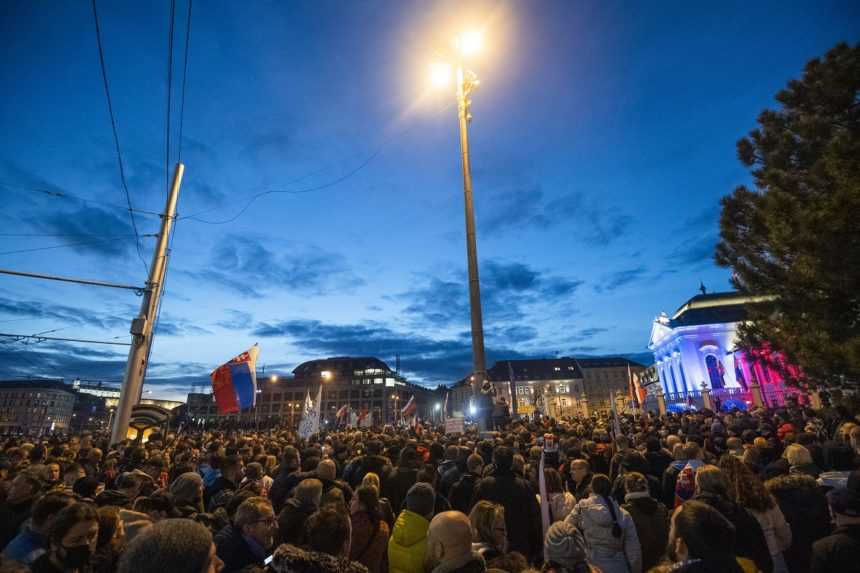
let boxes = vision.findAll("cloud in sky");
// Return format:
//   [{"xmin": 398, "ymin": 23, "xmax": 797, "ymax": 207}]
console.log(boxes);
[
  {"xmin": 595, "ymin": 266, "xmax": 648, "ymax": 293},
  {"xmin": 188, "ymin": 235, "xmax": 364, "ymax": 298},
  {"xmin": 26, "ymin": 206, "xmax": 140, "ymax": 258},
  {"xmin": 0, "ymin": 296, "xmax": 128, "ymax": 330},
  {"xmin": 397, "ymin": 259, "xmax": 583, "ymax": 329},
  {"xmin": 481, "ymin": 188, "xmax": 633, "ymax": 246}
]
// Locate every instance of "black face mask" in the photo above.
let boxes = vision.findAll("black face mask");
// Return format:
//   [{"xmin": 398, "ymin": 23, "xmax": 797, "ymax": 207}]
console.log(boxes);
[{"xmin": 62, "ymin": 544, "xmax": 93, "ymax": 569}]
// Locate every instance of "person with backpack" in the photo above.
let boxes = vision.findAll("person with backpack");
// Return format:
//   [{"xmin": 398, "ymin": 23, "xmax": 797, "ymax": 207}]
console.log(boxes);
[
  {"xmin": 565, "ymin": 473, "xmax": 642, "ymax": 573},
  {"xmin": 663, "ymin": 442, "xmax": 704, "ymax": 508}
]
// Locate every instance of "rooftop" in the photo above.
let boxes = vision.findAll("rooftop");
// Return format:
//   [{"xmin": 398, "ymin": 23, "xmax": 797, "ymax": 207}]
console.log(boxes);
[
  {"xmin": 0, "ymin": 379, "xmax": 75, "ymax": 393},
  {"xmin": 487, "ymin": 358, "xmax": 584, "ymax": 381},
  {"xmin": 669, "ymin": 291, "xmax": 773, "ymax": 328},
  {"xmin": 292, "ymin": 356, "xmax": 393, "ymax": 379}
]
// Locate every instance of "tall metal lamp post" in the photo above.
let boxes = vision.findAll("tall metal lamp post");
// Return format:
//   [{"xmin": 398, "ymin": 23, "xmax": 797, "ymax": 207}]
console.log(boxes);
[{"xmin": 430, "ymin": 30, "xmax": 488, "ymax": 427}]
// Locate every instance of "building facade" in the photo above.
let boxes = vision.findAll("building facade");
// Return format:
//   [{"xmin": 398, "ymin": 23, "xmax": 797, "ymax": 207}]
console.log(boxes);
[
  {"xmin": 648, "ymin": 291, "xmax": 798, "ymax": 406},
  {"xmin": 577, "ymin": 357, "xmax": 647, "ymax": 411},
  {"xmin": 0, "ymin": 380, "xmax": 75, "ymax": 435},
  {"xmin": 188, "ymin": 356, "xmax": 442, "ymax": 427},
  {"xmin": 487, "ymin": 358, "xmax": 586, "ymax": 418}
]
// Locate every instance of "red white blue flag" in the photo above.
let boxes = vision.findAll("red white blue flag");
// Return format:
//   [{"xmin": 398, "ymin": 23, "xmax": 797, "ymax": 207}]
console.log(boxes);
[{"xmin": 210, "ymin": 345, "xmax": 259, "ymax": 414}]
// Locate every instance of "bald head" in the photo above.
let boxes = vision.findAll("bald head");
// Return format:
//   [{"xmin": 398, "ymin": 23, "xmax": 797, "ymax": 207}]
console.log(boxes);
[{"xmin": 426, "ymin": 511, "xmax": 473, "ymax": 571}]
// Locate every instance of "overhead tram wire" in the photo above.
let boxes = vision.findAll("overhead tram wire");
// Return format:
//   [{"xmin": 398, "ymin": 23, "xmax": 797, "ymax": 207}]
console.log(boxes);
[
  {"xmin": 0, "ymin": 236, "xmax": 156, "ymax": 257},
  {"xmin": 165, "ymin": 0, "xmax": 176, "ymax": 199},
  {"xmin": 145, "ymin": 0, "xmax": 192, "ymax": 394},
  {"xmin": 0, "ymin": 182, "xmax": 162, "ymax": 217},
  {"xmin": 91, "ymin": 0, "xmax": 149, "ymax": 274}
]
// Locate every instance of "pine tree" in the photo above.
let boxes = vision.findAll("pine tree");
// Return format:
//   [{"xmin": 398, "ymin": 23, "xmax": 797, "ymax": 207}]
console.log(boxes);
[{"xmin": 715, "ymin": 42, "xmax": 860, "ymax": 387}]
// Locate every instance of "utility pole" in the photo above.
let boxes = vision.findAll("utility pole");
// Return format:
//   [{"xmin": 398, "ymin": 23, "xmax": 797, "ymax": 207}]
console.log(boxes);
[
  {"xmin": 111, "ymin": 163, "xmax": 185, "ymax": 444},
  {"xmin": 455, "ymin": 63, "xmax": 487, "ymax": 420}
]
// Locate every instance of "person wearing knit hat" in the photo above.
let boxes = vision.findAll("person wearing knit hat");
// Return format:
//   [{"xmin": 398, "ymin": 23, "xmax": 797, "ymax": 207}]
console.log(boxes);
[
  {"xmin": 811, "ymin": 469, "xmax": 860, "ymax": 572},
  {"xmin": 543, "ymin": 521, "xmax": 595, "ymax": 573},
  {"xmin": 171, "ymin": 472, "xmax": 205, "ymax": 517}
]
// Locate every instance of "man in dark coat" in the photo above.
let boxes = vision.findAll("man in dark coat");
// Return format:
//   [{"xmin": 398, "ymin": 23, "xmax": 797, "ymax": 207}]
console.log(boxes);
[
  {"xmin": 215, "ymin": 497, "xmax": 277, "ymax": 573},
  {"xmin": 472, "ymin": 446, "xmax": 542, "ymax": 561},
  {"xmin": 810, "ymin": 470, "xmax": 860, "ymax": 573},
  {"xmin": 343, "ymin": 440, "xmax": 392, "ymax": 489},
  {"xmin": 206, "ymin": 454, "xmax": 243, "ymax": 511},
  {"xmin": 269, "ymin": 446, "xmax": 302, "ymax": 514},
  {"xmin": 0, "ymin": 472, "xmax": 43, "ymax": 551},
  {"xmin": 382, "ymin": 448, "xmax": 421, "ymax": 513},
  {"xmin": 622, "ymin": 472, "xmax": 668, "ymax": 572},
  {"xmin": 449, "ymin": 454, "xmax": 483, "ymax": 514},
  {"xmin": 278, "ymin": 478, "xmax": 322, "ymax": 546},
  {"xmin": 766, "ymin": 473, "xmax": 831, "ymax": 573}
]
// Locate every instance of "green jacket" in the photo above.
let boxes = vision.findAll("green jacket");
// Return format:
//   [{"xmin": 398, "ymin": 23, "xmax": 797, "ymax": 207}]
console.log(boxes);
[{"xmin": 387, "ymin": 510, "xmax": 429, "ymax": 573}]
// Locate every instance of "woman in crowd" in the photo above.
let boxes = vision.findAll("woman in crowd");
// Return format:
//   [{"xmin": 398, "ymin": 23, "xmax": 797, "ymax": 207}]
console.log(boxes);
[
  {"xmin": 541, "ymin": 468, "xmax": 576, "ymax": 523},
  {"xmin": 31, "ymin": 502, "xmax": 100, "ymax": 573},
  {"xmin": 361, "ymin": 473, "xmax": 395, "ymax": 531},
  {"xmin": 566, "ymin": 474, "xmax": 642, "ymax": 573},
  {"xmin": 469, "ymin": 501, "xmax": 507, "ymax": 562},
  {"xmin": 349, "ymin": 485, "xmax": 389, "ymax": 573}
]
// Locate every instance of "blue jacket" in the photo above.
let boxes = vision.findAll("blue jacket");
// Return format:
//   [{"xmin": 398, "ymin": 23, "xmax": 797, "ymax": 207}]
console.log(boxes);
[{"xmin": 3, "ymin": 526, "xmax": 47, "ymax": 565}]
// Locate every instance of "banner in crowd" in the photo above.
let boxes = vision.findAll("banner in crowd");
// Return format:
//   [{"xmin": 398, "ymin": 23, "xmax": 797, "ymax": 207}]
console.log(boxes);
[
  {"xmin": 298, "ymin": 384, "xmax": 322, "ymax": 438},
  {"xmin": 210, "ymin": 345, "xmax": 260, "ymax": 415},
  {"xmin": 401, "ymin": 395, "xmax": 416, "ymax": 417}
]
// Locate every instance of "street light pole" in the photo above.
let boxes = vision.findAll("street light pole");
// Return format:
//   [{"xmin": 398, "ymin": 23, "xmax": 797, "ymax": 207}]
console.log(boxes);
[{"xmin": 455, "ymin": 63, "xmax": 487, "ymax": 418}]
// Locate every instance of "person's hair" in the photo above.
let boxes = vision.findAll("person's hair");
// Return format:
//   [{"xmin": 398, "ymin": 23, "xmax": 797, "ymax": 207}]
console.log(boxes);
[
  {"xmin": 695, "ymin": 465, "xmax": 729, "ymax": 497},
  {"xmin": 134, "ymin": 492, "xmax": 174, "ymax": 515},
  {"xmin": 672, "ymin": 501, "xmax": 737, "ymax": 563},
  {"xmin": 469, "ymin": 501, "xmax": 505, "ymax": 547},
  {"xmin": 295, "ymin": 478, "xmax": 323, "ymax": 506},
  {"xmin": 590, "ymin": 473, "xmax": 611, "ymax": 497},
  {"xmin": 354, "ymin": 485, "xmax": 381, "ymax": 525},
  {"xmin": 570, "ymin": 459, "xmax": 590, "ymax": 472},
  {"xmin": 487, "ymin": 552, "xmax": 528, "ymax": 573},
  {"xmin": 726, "ymin": 437, "xmax": 742, "ymax": 450},
  {"xmin": 73, "ymin": 476, "xmax": 101, "ymax": 499},
  {"xmin": 306, "ymin": 508, "xmax": 350, "ymax": 557},
  {"xmin": 536, "ymin": 467, "xmax": 559, "ymax": 494},
  {"xmin": 783, "ymin": 444, "xmax": 813, "ymax": 467},
  {"xmin": 97, "ymin": 506, "xmax": 121, "ymax": 548},
  {"xmin": 170, "ymin": 472, "xmax": 202, "ymax": 506},
  {"xmin": 493, "ymin": 447, "xmax": 514, "ymax": 472},
  {"xmin": 361, "ymin": 472, "xmax": 380, "ymax": 491},
  {"xmin": 722, "ymin": 458, "xmax": 774, "ymax": 512},
  {"xmin": 222, "ymin": 454, "xmax": 242, "ymax": 475},
  {"xmin": 316, "ymin": 459, "xmax": 337, "ymax": 481},
  {"xmin": 321, "ymin": 486, "xmax": 346, "ymax": 513},
  {"xmin": 623, "ymin": 472, "xmax": 648, "ymax": 495},
  {"xmin": 32, "ymin": 491, "xmax": 77, "ymax": 528},
  {"xmin": 117, "ymin": 518, "xmax": 213, "ymax": 573},
  {"xmin": 682, "ymin": 442, "xmax": 701, "ymax": 460},
  {"xmin": 14, "ymin": 471, "xmax": 43, "ymax": 495},
  {"xmin": 234, "ymin": 497, "xmax": 272, "ymax": 529},
  {"xmin": 47, "ymin": 502, "xmax": 98, "ymax": 544},
  {"xmin": 116, "ymin": 472, "xmax": 145, "ymax": 491},
  {"xmin": 466, "ymin": 453, "xmax": 484, "ymax": 474}
]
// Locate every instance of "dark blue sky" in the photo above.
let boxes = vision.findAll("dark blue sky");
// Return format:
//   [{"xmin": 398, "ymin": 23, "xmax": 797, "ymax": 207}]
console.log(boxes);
[{"xmin": 2, "ymin": 1, "xmax": 857, "ymax": 399}]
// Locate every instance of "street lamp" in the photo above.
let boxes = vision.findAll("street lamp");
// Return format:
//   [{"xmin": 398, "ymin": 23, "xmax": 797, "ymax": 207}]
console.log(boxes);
[
  {"xmin": 431, "ymin": 29, "xmax": 488, "ymax": 427},
  {"xmin": 270, "ymin": 374, "xmax": 278, "ymax": 383}
]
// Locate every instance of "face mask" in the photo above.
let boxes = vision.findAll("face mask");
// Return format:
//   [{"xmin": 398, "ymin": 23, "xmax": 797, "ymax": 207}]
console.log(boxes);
[{"xmin": 62, "ymin": 544, "xmax": 93, "ymax": 569}]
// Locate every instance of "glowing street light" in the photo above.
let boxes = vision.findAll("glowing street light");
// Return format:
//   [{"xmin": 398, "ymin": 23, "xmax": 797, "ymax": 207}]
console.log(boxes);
[
  {"xmin": 270, "ymin": 374, "xmax": 279, "ymax": 383},
  {"xmin": 430, "ymin": 29, "xmax": 488, "ymax": 428},
  {"xmin": 429, "ymin": 61, "xmax": 452, "ymax": 88}
]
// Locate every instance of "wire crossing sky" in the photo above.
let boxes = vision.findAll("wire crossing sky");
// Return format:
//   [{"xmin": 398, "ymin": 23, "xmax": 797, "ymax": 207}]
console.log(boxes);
[{"xmin": 1, "ymin": 1, "xmax": 857, "ymax": 400}]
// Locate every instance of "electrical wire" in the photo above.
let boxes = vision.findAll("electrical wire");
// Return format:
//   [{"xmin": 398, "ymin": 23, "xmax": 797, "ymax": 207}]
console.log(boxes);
[
  {"xmin": 0, "ymin": 233, "xmax": 144, "ymax": 238},
  {"xmin": 165, "ymin": 0, "xmax": 176, "ymax": 197},
  {"xmin": 91, "ymin": 0, "xmax": 149, "ymax": 274},
  {"xmin": 0, "ymin": 235, "xmax": 156, "ymax": 257},
  {"xmin": 0, "ymin": 182, "xmax": 162, "ymax": 217},
  {"xmin": 177, "ymin": 0, "xmax": 193, "ymax": 162}
]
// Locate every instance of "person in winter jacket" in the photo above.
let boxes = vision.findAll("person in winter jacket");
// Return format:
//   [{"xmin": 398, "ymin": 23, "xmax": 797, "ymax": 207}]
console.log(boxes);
[
  {"xmin": 692, "ymin": 465, "xmax": 773, "ymax": 573},
  {"xmin": 565, "ymin": 473, "xmax": 642, "ymax": 573},
  {"xmin": 361, "ymin": 473, "xmax": 395, "ymax": 532},
  {"xmin": 449, "ymin": 454, "xmax": 483, "ymax": 515},
  {"xmin": 543, "ymin": 520, "xmax": 600, "ymax": 573},
  {"xmin": 2, "ymin": 491, "xmax": 76, "ymax": 565},
  {"xmin": 664, "ymin": 501, "xmax": 748, "ymax": 573},
  {"xmin": 539, "ymin": 468, "xmax": 576, "ymax": 523},
  {"xmin": 343, "ymin": 441, "xmax": 393, "ymax": 489},
  {"xmin": 425, "ymin": 511, "xmax": 486, "ymax": 573},
  {"xmin": 349, "ymin": 486, "xmax": 389, "ymax": 573},
  {"xmin": 214, "ymin": 497, "xmax": 276, "ymax": 573},
  {"xmin": 170, "ymin": 472, "xmax": 205, "ymax": 519},
  {"xmin": 468, "ymin": 501, "xmax": 507, "ymax": 562},
  {"xmin": 567, "ymin": 460, "xmax": 593, "ymax": 503},
  {"xmin": 472, "ymin": 447, "xmax": 543, "ymax": 561},
  {"xmin": 272, "ymin": 506, "xmax": 369, "ymax": 573},
  {"xmin": 279, "ymin": 478, "xmax": 322, "ymax": 546},
  {"xmin": 810, "ymin": 469, "xmax": 860, "ymax": 573},
  {"xmin": 621, "ymin": 472, "xmax": 668, "ymax": 572},
  {"xmin": 765, "ymin": 473, "xmax": 830, "ymax": 573},
  {"xmin": 269, "ymin": 446, "xmax": 303, "ymax": 514},
  {"xmin": 661, "ymin": 442, "xmax": 704, "ymax": 508},
  {"xmin": 437, "ymin": 446, "xmax": 464, "ymax": 498},
  {"xmin": 724, "ymin": 458, "xmax": 792, "ymax": 573},
  {"xmin": 383, "ymin": 448, "xmax": 422, "ymax": 514},
  {"xmin": 388, "ymin": 483, "xmax": 434, "ymax": 573}
]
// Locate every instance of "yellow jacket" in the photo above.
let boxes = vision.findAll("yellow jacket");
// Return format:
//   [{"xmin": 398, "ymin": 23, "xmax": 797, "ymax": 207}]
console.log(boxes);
[{"xmin": 387, "ymin": 510, "xmax": 429, "ymax": 573}]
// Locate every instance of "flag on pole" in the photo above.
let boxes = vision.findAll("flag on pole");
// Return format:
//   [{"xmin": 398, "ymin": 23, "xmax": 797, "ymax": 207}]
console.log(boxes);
[
  {"xmin": 401, "ymin": 395, "xmax": 416, "ymax": 417},
  {"xmin": 538, "ymin": 451, "xmax": 551, "ymax": 535},
  {"xmin": 335, "ymin": 405, "xmax": 349, "ymax": 426},
  {"xmin": 210, "ymin": 345, "xmax": 259, "ymax": 415},
  {"xmin": 442, "ymin": 391, "xmax": 449, "ymax": 421},
  {"xmin": 610, "ymin": 391, "xmax": 622, "ymax": 439},
  {"xmin": 298, "ymin": 385, "xmax": 322, "ymax": 439}
]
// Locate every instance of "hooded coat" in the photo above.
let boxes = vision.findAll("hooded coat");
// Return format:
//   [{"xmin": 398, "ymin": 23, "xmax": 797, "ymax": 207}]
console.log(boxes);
[
  {"xmin": 349, "ymin": 511, "xmax": 389, "ymax": 573},
  {"xmin": 622, "ymin": 492, "xmax": 668, "ymax": 572},
  {"xmin": 766, "ymin": 474, "xmax": 831, "ymax": 573},
  {"xmin": 693, "ymin": 492, "xmax": 773, "ymax": 573},
  {"xmin": 271, "ymin": 544, "xmax": 369, "ymax": 573},
  {"xmin": 387, "ymin": 510, "xmax": 429, "ymax": 573},
  {"xmin": 566, "ymin": 493, "xmax": 642, "ymax": 573}
]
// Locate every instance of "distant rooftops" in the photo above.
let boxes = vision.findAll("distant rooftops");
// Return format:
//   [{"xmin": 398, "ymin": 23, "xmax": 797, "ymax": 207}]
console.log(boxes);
[
  {"xmin": 488, "ymin": 358, "xmax": 584, "ymax": 382},
  {"xmin": 0, "ymin": 379, "xmax": 74, "ymax": 393},
  {"xmin": 292, "ymin": 356, "xmax": 393, "ymax": 378}
]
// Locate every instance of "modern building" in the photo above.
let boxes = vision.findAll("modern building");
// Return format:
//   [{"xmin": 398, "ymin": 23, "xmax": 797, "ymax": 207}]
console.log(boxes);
[
  {"xmin": 187, "ymin": 356, "xmax": 443, "ymax": 427},
  {"xmin": 0, "ymin": 379, "xmax": 76, "ymax": 435},
  {"xmin": 647, "ymin": 291, "xmax": 798, "ymax": 405},
  {"xmin": 73, "ymin": 379, "xmax": 183, "ymax": 411}
]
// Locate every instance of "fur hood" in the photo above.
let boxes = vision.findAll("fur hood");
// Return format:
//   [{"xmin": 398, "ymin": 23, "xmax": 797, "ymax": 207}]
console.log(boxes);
[{"xmin": 271, "ymin": 544, "xmax": 369, "ymax": 573}]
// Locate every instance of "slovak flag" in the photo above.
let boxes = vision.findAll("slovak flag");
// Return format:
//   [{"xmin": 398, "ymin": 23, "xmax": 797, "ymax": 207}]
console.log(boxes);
[
  {"xmin": 401, "ymin": 395, "xmax": 417, "ymax": 417},
  {"xmin": 210, "ymin": 345, "xmax": 260, "ymax": 415},
  {"xmin": 336, "ymin": 404, "xmax": 349, "ymax": 421}
]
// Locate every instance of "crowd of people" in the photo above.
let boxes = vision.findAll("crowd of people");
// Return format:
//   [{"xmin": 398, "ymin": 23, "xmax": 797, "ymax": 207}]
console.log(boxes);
[{"xmin": 0, "ymin": 397, "xmax": 857, "ymax": 573}]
